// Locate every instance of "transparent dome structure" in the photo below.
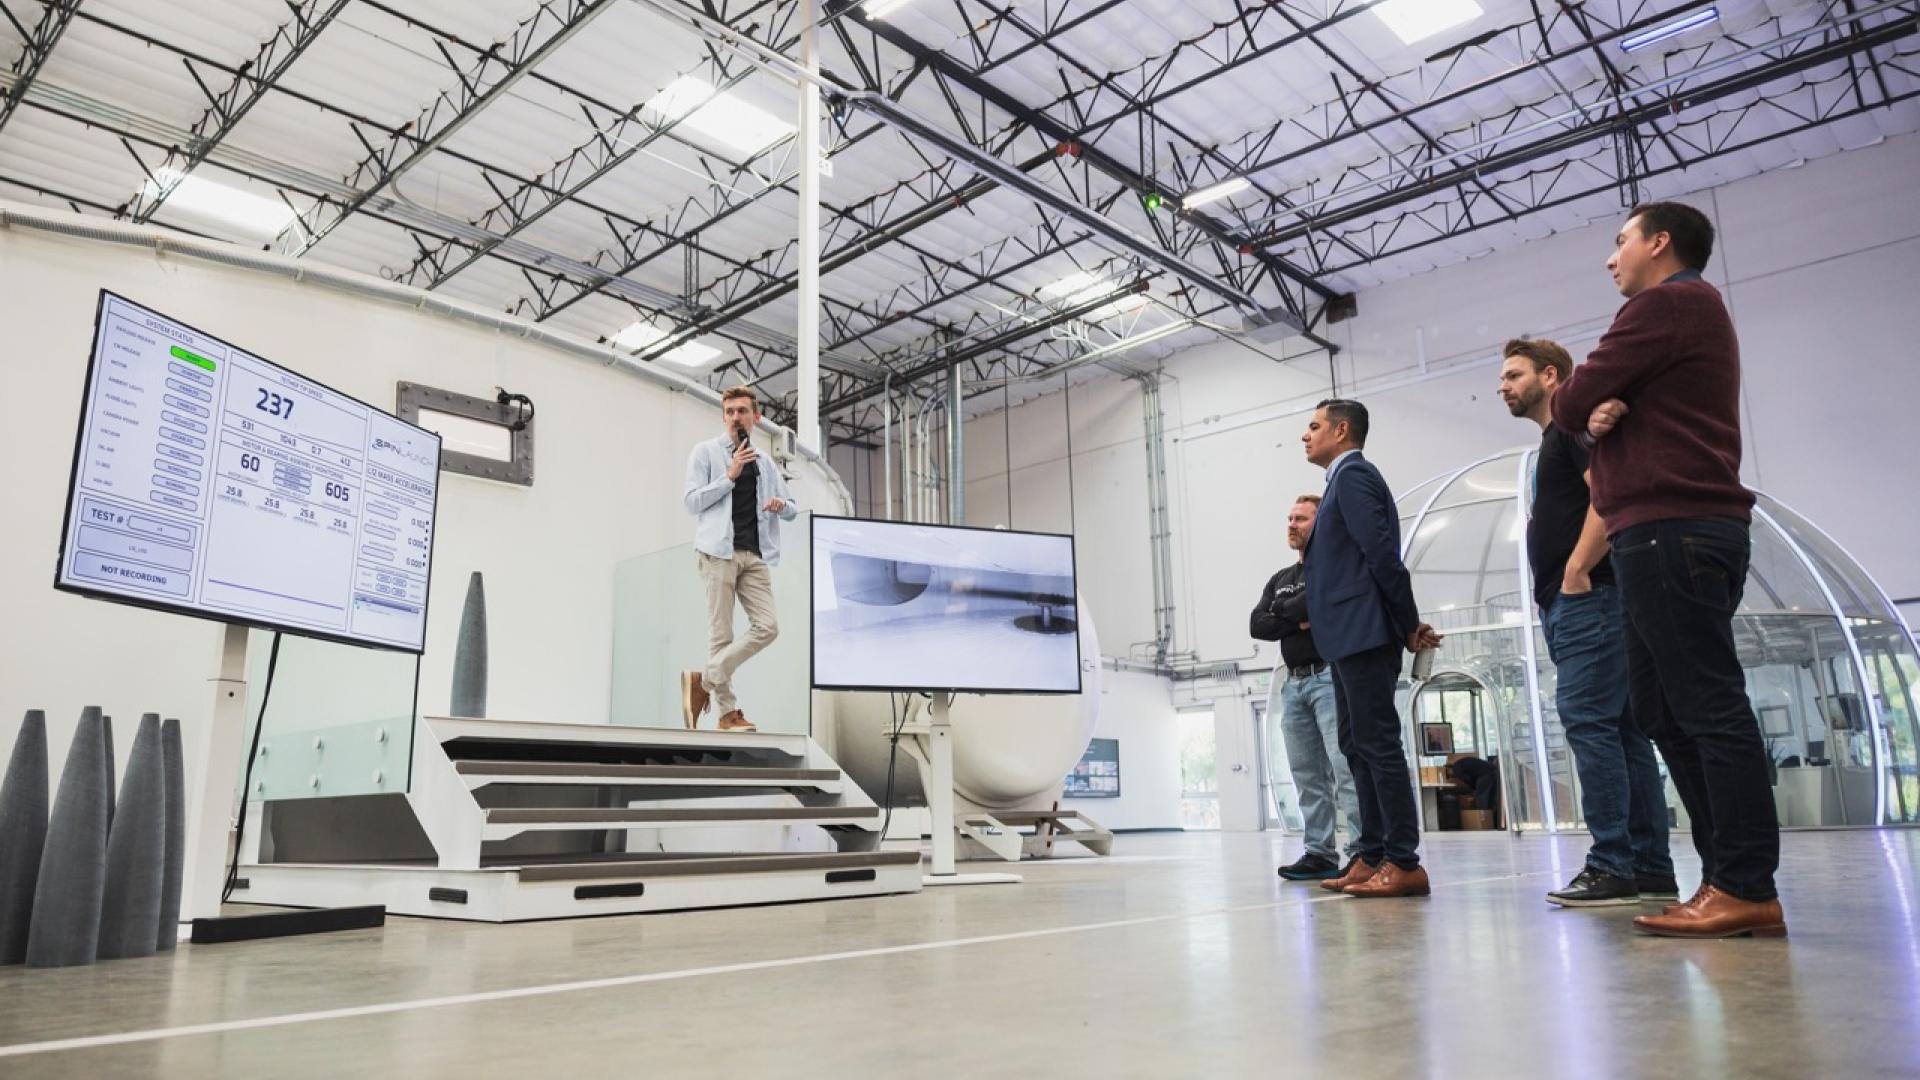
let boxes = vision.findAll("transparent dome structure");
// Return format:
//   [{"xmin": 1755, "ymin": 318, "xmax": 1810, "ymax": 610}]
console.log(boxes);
[{"xmin": 1396, "ymin": 447, "xmax": 1920, "ymax": 833}]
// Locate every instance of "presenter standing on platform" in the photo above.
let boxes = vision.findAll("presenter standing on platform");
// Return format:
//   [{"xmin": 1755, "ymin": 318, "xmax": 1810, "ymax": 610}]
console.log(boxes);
[
  {"xmin": 681, "ymin": 387, "xmax": 799, "ymax": 732},
  {"xmin": 1300, "ymin": 399, "xmax": 1442, "ymax": 899}
]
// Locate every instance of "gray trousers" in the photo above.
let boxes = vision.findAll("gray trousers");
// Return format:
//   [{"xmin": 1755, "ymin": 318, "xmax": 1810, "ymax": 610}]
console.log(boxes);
[
  {"xmin": 698, "ymin": 550, "xmax": 778, "ymax": 716},
  {"xmin": 1275, "ymin": 667, "xmax": 1364, "ymax": 860}
]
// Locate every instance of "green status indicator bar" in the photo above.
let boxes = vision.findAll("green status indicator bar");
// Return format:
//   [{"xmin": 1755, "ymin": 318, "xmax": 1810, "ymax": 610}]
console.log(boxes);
[{"xmin": 169, "ymin": 345, "xmax": 216, "ymax": 372}]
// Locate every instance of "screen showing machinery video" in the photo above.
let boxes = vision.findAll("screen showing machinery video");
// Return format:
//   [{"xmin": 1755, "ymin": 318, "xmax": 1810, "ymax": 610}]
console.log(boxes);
[
  {"xmin": 1064, "ymin": 738, "xmax": 1120, "ymax": 797},
  {"xmin": 54, "ymin": 291, "xmax": 442, "ymax": 653},
  {"xmin": 811, "ymin": 516, "xmax": 1081, "ymax": 694}
]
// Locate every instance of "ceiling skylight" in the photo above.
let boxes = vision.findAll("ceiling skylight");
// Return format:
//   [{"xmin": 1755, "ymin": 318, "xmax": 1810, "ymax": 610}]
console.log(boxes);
[
  {"xmin": 141, "ymin": 169, "xmax": 295, "ymax": 240},
  {"xmin": 1373, "ymin": 0, "xmax": 1483, "ymax": 46},
  {"xmin": 643, "ymin": 76, "xmax": 795, "ymax": 155},
  {"xmin": 613, "ymin": 321, "xmax": 725, "ymax": 369}
]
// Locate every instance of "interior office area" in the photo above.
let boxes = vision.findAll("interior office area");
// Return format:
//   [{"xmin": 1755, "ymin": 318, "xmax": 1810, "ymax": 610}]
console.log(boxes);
[{"xmin": 4, "ymin": 1, "xmax": 1920, "ymax": 1076}]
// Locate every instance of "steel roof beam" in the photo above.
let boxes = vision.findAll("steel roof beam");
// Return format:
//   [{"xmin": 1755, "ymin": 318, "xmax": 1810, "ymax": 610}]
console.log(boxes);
[
  {"xmin": 1246, "ymin": 7, "xmax": 1920, "ymax": 250},
  {"xmin": 123, "ymin": 0, "xmax": 349, "ymax": 224},
  {"xmin": 279, "ymin": 0, "xmax": 616, "ymax": 257},
  {"xmin": 825, "ymin": 0, "xmax": 1334, "ymax": 317},
  {"xmin": 0, "ymin": 0, "xmax": 82, "ymax": 134}
]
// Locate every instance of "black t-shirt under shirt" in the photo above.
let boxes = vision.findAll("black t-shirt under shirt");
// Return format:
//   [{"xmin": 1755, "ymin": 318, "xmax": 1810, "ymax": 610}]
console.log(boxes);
[
  {"xmin": 1528, "ymin": 423, "xmax": 1613, "ymax": 610},
  {"xmin": 730, "ymin": 450, "xmax": 761, "ymax": 556}
]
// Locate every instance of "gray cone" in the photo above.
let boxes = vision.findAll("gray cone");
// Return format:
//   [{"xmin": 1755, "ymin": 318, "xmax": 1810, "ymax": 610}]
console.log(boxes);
[
  {"xmin": 99, "ymin": 715, "xmax": 165, "ymax": 960},
  {"xmin": 0, "ymin": 710, "xmax": 50, "ymax": 964},
  {"xmin": 26, "ymin": 708, "xmax": 111, "ymax": 967},
  {"xmin": 156, "ymin": 717, "xmax": 186, "ymax": 951},
  {"xmin": 450, "ymin": 571, "xmax": 488, "ymax": 718},
  {"xmin": 103, "ymin": 714, "xmax": 115, "ymax": 827}
]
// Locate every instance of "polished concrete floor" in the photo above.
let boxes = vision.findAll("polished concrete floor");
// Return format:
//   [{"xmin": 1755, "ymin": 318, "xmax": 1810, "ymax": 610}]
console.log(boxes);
[{"xmin": 1, "ymin": 829, "xmax": 1917, "ymax": 1078}]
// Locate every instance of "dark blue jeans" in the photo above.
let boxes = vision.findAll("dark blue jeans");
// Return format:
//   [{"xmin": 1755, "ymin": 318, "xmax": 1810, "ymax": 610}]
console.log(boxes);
[
  {"xmin": 1611, "ymin": 517, "xmax": 1779, "ymax": 901},
  {"xmin": 1331, "ymin": 642, "xmax": 1421, "ymax": 870},
  {"xmin": 1542, "ymin": 584, "xmax": 1674, "ymax": 881}
]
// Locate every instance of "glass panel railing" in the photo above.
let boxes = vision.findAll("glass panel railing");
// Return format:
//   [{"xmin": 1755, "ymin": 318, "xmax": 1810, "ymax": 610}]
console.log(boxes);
[
  {"xmin": 609, "ymin": 514, "xmax": 812, "ymax": 735},
  {"xmin": 242, "ymin": 628, "xmax": 419, "ymax": 801}
]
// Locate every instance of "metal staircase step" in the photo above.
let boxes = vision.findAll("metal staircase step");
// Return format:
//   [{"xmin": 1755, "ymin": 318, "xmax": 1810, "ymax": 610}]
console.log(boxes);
[
  {"xmin": 514, "ymin": 850, "xmax": 920, "ymax": 883},
  {"xmin": 454, "ymin": 760, "xmax": 842, "ymax": 789},
  {"xmin": 482, "ymin": 805, "xmax": 879, "ymax": 837}
]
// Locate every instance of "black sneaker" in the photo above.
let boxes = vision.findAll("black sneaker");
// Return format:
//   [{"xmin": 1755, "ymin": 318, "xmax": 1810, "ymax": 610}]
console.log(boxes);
[
  {"xmin": 1547, "ymin": 866, "xmax": 1641, "ymax": 908},
  {"xmin": 1636, "ymin": 874, "xmax": 1681, "ymax": 902},
  {"xmin": 1277, "ymin": 852, "xmax": 1343, "ymax": 881}
]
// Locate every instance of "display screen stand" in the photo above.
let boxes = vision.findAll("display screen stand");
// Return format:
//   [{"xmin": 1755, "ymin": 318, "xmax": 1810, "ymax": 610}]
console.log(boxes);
[
  {"xmin": 908, "ymin": 693, "xmax": 1021, "ymax": 887},
  {"xmin": 181, "ymin": 623, "xmax": 384, "ymax": 942}
]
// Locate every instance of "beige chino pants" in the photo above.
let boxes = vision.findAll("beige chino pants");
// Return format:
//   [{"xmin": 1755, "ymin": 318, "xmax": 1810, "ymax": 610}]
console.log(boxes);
[{"xmin": 697, "ymin": 550, "xmax": 778, "ymax": 716}]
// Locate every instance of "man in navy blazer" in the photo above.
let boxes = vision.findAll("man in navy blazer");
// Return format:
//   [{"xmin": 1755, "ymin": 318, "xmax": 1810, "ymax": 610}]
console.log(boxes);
[{"xmin": 1300, "ymin": 399, "xmax": 1443, "ymax": 899}]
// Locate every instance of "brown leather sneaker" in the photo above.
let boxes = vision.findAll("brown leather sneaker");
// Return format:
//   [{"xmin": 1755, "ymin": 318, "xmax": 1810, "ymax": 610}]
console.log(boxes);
[
  {"xmin": 716, "ymin": 709, "xmax": 757, "ymax": 732},
  {"xmin": 1345, "ymin": 862, "xmax": 1431, "ymax": 899},
  {"xmin": 1633, "ymin": 885, "xmax": 1786, "ymax": 939},
  {"xmin": 681, "ymin": 671, "xmax": 709, "ymax": 729},
  {"xmin": 1320, "ymin": 856, "xmax": 1381, "ymax": 893}
]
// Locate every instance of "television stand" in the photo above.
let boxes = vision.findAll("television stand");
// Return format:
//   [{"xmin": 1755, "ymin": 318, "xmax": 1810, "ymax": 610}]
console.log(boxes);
[{"xmin": 899, "ymin": 692, "xmax": 1021, "ymax": 887}]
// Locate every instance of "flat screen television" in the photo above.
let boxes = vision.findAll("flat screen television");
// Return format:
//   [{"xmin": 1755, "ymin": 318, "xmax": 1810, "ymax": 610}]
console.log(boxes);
[
  {"xmin": 810, "ymin": 515, "xmax": 1081, "ymax": 694},
  {"xmin": 54, "ymin": 291, "xmax": 442, "ymax": 653}
]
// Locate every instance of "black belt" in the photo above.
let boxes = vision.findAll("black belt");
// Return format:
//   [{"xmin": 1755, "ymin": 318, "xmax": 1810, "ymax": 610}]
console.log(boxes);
[{"xmin": 1288, "ymin": 661, "xmax": 1328, "ymax": 679}]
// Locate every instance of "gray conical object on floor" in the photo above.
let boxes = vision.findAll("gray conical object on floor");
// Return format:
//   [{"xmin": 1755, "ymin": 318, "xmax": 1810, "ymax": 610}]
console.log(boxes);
[
  {"xmin": 450, "ymin": 571, "xmax": 488, "ymax": 718},
  {"xmin": 102, "ymin": 714, "xmax": 115, "ymax": 827},
  {"xmin": 99, "ymin": 715, "xmax": 165, "ymax": 960},
  {"xmin": 0, "ymin": 710, "xmax": 51, "ymax": 964},
  {"xmin": 156, "ymin": 717, "xmax": 186, "ymax": 952},
  {"xmin": 26, "ymin": 707, "xmax": 111, "ymax": 967}
]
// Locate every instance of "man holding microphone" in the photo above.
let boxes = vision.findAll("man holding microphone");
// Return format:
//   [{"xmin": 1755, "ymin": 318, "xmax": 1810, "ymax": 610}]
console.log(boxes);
[{"xmin": 681, "ymin": 387, "xmax": 799, "ymax": 732}]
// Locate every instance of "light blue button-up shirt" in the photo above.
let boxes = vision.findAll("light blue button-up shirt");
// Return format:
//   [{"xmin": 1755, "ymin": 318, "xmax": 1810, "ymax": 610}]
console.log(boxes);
[{"xmin": 683, "ymin": 434, "xmax": 800, "ymax": 565}]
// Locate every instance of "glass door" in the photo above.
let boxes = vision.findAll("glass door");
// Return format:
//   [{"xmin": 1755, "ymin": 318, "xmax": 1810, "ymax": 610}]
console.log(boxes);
[{"xmin": 1177, "ymin": 707, "xmax": 1219, "ymax": 830}]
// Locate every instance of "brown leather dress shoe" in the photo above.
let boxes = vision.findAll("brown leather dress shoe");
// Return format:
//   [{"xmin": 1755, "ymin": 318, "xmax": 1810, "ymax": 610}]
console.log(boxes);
[
  {"xmin": 717, "ymin": 709, "xmax": 757, "ymax": 732},
  {"xmin": 1345, "ymin": 863, "xmax": 1431, "ymax": 899},
  {"xmin": 681, "ymin": 671, "xmax": 709, "ymax": 729},
  {"xmin": 1320, "ymin": 856, "xmax": 1380, "ymax": 893},
  {"xmin": 1663, "ymin": 881, "xmax": 1711, "ymax": 917},
  {"xmin": 1633, "ymin": 885, "xmax": 1786, "ymax": 938}
]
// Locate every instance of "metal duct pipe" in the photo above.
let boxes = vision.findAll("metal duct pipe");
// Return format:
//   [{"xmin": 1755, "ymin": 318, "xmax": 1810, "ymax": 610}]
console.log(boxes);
[
  {"xmin": 946, "ymin": 363, "xmax": 964, "ymax": 525},
  {"xmin": 881, "ymin": 376, "xmax": 894, "ymax": 520}
]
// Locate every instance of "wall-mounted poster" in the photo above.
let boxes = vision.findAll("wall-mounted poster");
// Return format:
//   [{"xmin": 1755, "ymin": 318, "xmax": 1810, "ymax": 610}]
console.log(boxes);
[{"xmin": 1065, "ymin": 737, "xmax": 1120, "ymax": 797}]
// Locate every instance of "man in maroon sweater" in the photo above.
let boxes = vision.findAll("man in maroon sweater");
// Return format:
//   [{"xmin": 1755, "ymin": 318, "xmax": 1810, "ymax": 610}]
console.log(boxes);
[{"xmin": 1552, "ymin": 201, "xmax": 1785, "ymax": 940}]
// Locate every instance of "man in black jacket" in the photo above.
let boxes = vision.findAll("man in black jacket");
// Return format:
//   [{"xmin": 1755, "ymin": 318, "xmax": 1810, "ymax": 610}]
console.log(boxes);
[{"xmin": 1252, "ymin": 494, "xmax": 1364, "ymax": 881}]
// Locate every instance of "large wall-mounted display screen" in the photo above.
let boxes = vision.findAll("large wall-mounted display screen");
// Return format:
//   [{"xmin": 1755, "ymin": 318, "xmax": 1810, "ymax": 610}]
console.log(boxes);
[
  {"xmin": 55, "ymin": 291, "xmax": 442, "ymax": 653},
  {"xmin": 810, "ymin": 516, "xmax": 1081, "ymax": 694}
]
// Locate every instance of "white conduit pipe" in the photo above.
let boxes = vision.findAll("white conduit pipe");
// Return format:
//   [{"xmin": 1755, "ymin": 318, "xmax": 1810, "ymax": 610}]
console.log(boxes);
[{"xmin": 0, "ymin": 200, "xmax": 855, "ymax": 512}]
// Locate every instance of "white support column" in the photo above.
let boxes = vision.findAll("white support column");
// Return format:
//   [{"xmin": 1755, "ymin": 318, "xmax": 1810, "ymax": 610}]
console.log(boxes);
[
  {"xmin": 184, "ymin": 623, "xmax": 251, "ymax": 923},
  {"xmin": 795, "ymin": 0, "xmax": 822, "ymax": 454}
]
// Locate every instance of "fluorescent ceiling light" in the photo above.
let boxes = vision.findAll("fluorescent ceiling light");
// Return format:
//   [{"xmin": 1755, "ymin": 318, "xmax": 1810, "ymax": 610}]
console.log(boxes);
[
  {"xmin": 1620, "ymin": 7, "xmax": 1719, "ymax": 52},
  {"xmin": 1182, "ymin": 176, "xmax": 1250, "ymax": 209},
  {"xmin": 613, "ymin": 320, "xmax": 724, "ymax": 368},
  {"xmin": 1373, "ymin": 0, "xmax": 1482, "ymax": 46},
  {"xmin": 862, "ymin": 0, "xmax": 919, "ymax": 16},
  {"xmin": 142, "ymin": 169, "xmax": 294, "ymax": 239},
  {"xmin": 643, "ymin": 76, "xmax": 795, "ymax": 155},
  {"xmin": 1040, "ymin": 272, "xmax": 1149, "ymax": 320}
]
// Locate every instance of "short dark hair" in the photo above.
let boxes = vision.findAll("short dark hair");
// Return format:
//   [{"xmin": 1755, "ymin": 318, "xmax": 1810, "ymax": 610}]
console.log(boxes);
[
  {"xmin": 1627, "ymin": 201, "xmax": 1714, "ymax": 272},
  {"xmin": 1316, "ymin": 398, "xmax": 1369, "ymax": 448},
  {"xmin": 1503, "ymin": 338, "xmax": 1573, "ymax": 382}
]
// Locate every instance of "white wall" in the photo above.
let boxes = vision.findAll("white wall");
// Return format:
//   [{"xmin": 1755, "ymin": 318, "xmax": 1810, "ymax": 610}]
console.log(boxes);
[
  {"xmin": 1061, "ymin": 669, "xmax": 1183, "ymax": 831},
  {"xmin": 0, "ymin": 221, "xmax": 845, "ymax": 794}
]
